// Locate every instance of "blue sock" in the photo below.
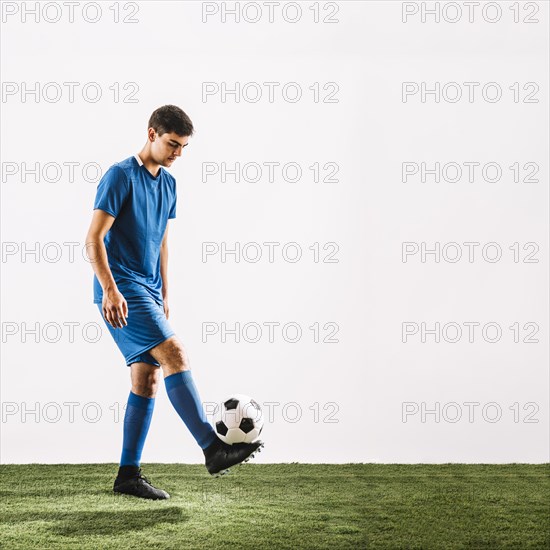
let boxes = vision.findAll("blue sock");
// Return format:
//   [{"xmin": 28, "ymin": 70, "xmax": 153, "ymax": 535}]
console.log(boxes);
[
  {"xmin": 165, "ymin": 370, "xmax": 218, "ymax": 449},
  {"xmin": 120, "ymin": 392, "xmax": 155, "ymax": 467}
]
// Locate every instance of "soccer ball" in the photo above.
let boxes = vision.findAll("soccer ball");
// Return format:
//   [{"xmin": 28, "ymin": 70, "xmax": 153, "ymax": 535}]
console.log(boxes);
[{"xmin": 215, "ymin": 394, "xmax": 264, "ymax": 445}]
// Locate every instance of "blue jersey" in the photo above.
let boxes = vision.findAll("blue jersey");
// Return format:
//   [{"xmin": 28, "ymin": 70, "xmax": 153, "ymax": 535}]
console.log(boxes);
[{"xmin": 92, "ymin": 154, "xmax": 177, "ymax": 306}]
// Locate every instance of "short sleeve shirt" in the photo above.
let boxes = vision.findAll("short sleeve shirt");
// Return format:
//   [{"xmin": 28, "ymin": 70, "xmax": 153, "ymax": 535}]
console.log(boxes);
[{"xmin": 92, "ymin": 154, "xmax": 177, "ymax": 305}]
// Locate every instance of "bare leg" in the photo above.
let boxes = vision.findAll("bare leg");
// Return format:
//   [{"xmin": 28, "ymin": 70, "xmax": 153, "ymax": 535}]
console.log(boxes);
[
  {"xmin": 129, "ymin": 362, "xmax": 161, "ymax": 397},
  {"xmin": 148, "ymin": 335, "xmax": 190, "ymax": 377}
]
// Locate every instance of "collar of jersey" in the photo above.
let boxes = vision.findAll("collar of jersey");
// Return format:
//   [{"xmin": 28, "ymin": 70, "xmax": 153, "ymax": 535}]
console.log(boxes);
[{"xmin": 134, "ymin": 154, "xmax": 161, "ymax": 181}]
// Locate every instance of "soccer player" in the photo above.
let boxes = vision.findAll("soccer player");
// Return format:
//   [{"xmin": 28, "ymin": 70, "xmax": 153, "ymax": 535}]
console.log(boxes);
[{"xmin": 85, "ymin": 105, "xmax": 263, "ymax": 500}]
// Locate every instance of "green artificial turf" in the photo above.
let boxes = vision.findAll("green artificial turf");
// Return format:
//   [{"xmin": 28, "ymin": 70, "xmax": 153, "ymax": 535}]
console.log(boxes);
[{"xmin": 0, "ymin": 464, "xmax": 548, "ymax": 549}]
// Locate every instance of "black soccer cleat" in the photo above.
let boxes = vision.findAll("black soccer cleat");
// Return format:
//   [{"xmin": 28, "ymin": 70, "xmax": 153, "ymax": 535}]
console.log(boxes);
[
  {"xmin": 113, "ymin": 468, "xmax": 170, "ymax": 500},
  {"xmin": 203, "ymin": 437, "xmax": 264, "ymax": 476}
]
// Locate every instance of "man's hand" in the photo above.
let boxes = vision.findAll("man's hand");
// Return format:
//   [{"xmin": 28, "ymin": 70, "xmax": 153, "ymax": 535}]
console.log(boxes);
[
  {"xmin": 102, "ymin": 288, "xmax": 128, "ymax": 328},
  {"xmin": 163, "ymin": 296, "xmax": 169, "ymax": 320}
]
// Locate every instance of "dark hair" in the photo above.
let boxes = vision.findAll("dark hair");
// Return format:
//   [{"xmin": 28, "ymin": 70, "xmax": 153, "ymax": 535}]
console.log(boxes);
[{"xmin": 148, "ymin": 104, "xmax": 194, "ymax": 137}]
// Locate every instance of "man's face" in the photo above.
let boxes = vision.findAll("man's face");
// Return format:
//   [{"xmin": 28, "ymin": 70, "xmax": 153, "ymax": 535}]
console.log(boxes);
[{"xmin": 150, "ymin": 130, "xmax": 189, "ymax": 166}]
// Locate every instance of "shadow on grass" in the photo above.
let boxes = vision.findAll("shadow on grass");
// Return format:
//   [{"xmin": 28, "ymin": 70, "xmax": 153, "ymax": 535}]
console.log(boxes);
[
  {"xmin": 51, "ymin": 507, "xmax": 188, "ymax": 536},
  {"xmin": 2, "ymin": 507, "xmax": 187, "ymax": 537}
]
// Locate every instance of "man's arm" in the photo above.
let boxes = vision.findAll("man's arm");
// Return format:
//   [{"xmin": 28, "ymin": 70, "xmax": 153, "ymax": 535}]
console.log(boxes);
[
  {"xmin": 160, "ymin": 221, "xmax": 170, "ymax": 319},
  {"xmin": 85, "ymin": 209, "xmax": 128, "ymax": 329}
]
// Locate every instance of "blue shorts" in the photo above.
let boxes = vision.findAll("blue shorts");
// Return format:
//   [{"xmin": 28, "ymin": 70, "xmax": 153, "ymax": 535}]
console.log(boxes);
[{"xmin": 97, "ymin": 295, "xmax": 175, "ymax": 367}]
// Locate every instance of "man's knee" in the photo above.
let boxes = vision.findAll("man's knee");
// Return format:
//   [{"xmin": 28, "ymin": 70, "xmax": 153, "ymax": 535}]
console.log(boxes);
[
  {"xmin": 131, "ymin": 363, "xmax": 161, "ymax": 398},
  {"xmin": 149, "ymin": 336, "xmax": 190, "ymax": 372},
  {"xmin": 132, "ymin": 380, "xmax": 158, "ymax": 398}
]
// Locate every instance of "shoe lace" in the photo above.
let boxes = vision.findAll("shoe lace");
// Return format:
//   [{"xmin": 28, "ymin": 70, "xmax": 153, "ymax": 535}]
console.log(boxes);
[{"xmin": 136, "ymin": 469, "xmax": 151, "ymax": 484}]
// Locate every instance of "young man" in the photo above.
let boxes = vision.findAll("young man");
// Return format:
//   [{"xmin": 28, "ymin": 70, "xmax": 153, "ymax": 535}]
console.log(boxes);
[{"xmin": 85, "ymin": 105, "xmax": 263, "ymax": 500}]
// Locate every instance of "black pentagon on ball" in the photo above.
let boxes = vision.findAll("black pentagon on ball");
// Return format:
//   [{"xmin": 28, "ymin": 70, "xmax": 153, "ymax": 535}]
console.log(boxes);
[
  {"xmin": 239, "ymin": 417, "xmax": 255, "ymax": 434},
  {"xmin": 224, "ymin": 398, "xmax": 239, "ymax": 410},
  {"xmin": 216, "ymin": 420, "xmax": 228, "ymax": 436}
]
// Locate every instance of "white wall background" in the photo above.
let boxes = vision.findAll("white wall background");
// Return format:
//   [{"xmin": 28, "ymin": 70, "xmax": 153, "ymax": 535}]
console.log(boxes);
[{"xmin": 1, "ymin": 1, "xmax": 548, "ymax": 464}]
